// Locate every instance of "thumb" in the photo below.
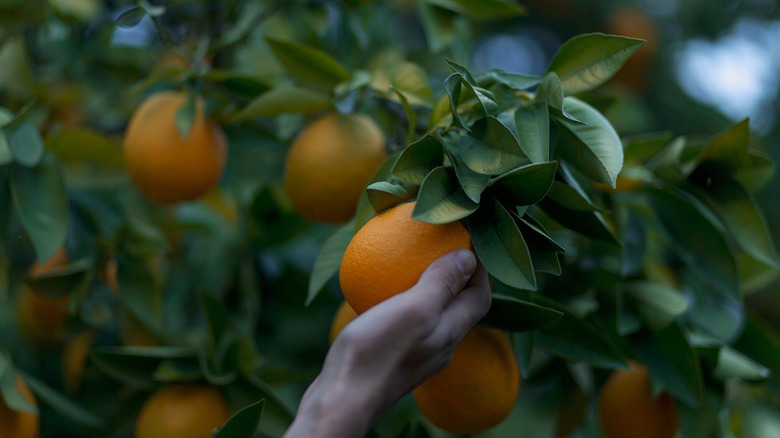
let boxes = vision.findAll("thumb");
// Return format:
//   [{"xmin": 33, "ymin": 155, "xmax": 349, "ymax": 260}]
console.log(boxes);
[{"xmin": 407, "ymin": 249, "xmax": 477, "ymax": 310}]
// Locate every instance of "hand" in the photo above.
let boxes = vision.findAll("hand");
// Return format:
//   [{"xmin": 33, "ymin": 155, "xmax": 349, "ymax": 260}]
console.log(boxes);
[{"xmin": 284, "ymin": 249, "xmax": 491, "ymax": 438}]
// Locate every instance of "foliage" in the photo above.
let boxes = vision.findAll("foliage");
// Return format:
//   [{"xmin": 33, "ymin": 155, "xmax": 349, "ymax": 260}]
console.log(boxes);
[{"xmin": 1, "ymin": 0, "xmax": 779, "ymax": 437}]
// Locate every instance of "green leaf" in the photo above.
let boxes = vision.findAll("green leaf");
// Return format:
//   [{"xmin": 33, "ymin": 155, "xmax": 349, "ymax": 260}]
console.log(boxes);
[
  {"xmin": 10, "ymin": 153, "xmax": 68, "ymax": 263},
  {"xmin": 463, "ymin": 81, "xmax": 498, "ymax": 116},
  {"xmin": 413, "ymin": 167, "xmax": 478, "ymax": 224},
  {"xmin": 539, "ymin": 182, "xmax": 618, "ymax": 244},
  {"xmin": 734, "ymin": 150, "xmax": 774, "ymax": 191},
  {"xmin": 624, "ymin": 281, "xmax": 689, "ymax": 331},
  {"xmin": 481, "ymin": 293, "xmax": 562, "ymax": 332},
  {"xmin": 514, "ymin": 103, "xmax": 549, "ymax": 163},
  {"xmin": 547, "ymin": 33, "xmax": 645, "ymax": 95},
  {"xmin": 17, "ymin": 371, "xmax": 105, "ymax": 428},
  {"xmin": 45, "ymin": 128, "xmax": 124, "ymax": 168},
  {"xmin": 265, "ymin": 37, "xmax": 351, "ymax": 91},
  {"xmin": 367, "ymin": 181, "xmax": 415, "ymax": 213},
  {"xmin": 115, "ymin": 6, "xmax": 145, "ymax": 28},
  {"xmin": 460, "ymin": 116, "xmax": 528, "ymax": 175},
  {"xmin": 623, "ymin": 131, "xmax": 673, "ymax": 164},
  {"xmin": 677, "ymin": 385, "xmax": 723, "ymax": 438},
  {"xmin": 693, "ymin": 180, "xmax": 778, "ymax": 267},
  {"xmin": 442, "ymin": 138, "xmax": 490, "ymax": 203},
  {"xmin": 646, "ymin": 188, "xmax": 738, "ymax": 298},
  {"xmin": 5, "ymin": 120, "xmax": 44, "ymax": 167},
  {"xmin": 0, "ymin": 366, "xmax": 36, "ymax": 413},
  {"xmin": 734, "ymin": 315, "xmax": 780, "ymax": 375},
  {"xmin": 375, "ymin": 62, "xmax": 433, "ymax": 105},
  {"xmin": 25, "ymin": 259, "xmax": 89, "ymax": 297},
  {"xmin": 391, "ymin": 135, "xmax": 444, "ymax": 185},
  {"xmin": 117, "ymin": 250, "xmax": 162, "ymax": 332},
  {"xmin": 91, "ymin": 346, "xmax": 194, "ymax": 388},
  {"xmin": 556, "ymin": 97, "xmax": 623, "ymax": 187},
  {"xmin": 175, "ymin": 90, "xmax": 197, "ymax": 140},
  {"xmin": 510, "ymin": 292, "xmax": 626, "ymax": 368},
  {"xmin": 487, "ymin": 71, "xmax": 541, "ymax": 90},
  {"xmin": 307, "ymin": 221, "xmax": 355, "ymax": 305},
  {"xmin": 427, "ymin": 0, "xmax": 526, "ymax": 20},
  {"xmin": 443, "ymin": 73, "xmax": 466, "ymax": 127},
  {"xmin": 631, "ymin": 324, "xmax": 703, "ymax": 407},
  {"xmin": 201, "ymin": 292, "xmax": 228, "ymax": 349},
  {"xmin": 215, "ymin": 399, "xmax": 265, "ymax": 438},
  {"xmin": 208, "ymin": 72, "xmax": 270, "ymax": 99},
  {"xmin": 443, "ymin": 58, "xmax": 476, "ymax": 85},
  {"xmin": 138, "ymin": 0, "xmax": 165, "ymax": 17},
  {"xmin": 232, "ymin": 86, "xmax": 332, "ymax": 120},
  {"xmin": 685, "ymin": 273, "xmax": 744, "ymax": 343},
  {"xmin": 0, "ymin": 130, "xmax": 11, "ymax": 165},
  {"xmin": 489, "ymin": 161, "xmax": 557, "ymax": 207},
  {"xmin": 467, "ymin": 199, "xmax": 535, "ymax": 289},
  {"xmin": 513, "ymin": 332, "xmax": 534, "ymax": 379},
  {"xmin": 515, "ymin": 214, "xmax": 565, "ymax": 253},
  {"xmin": 713, "ymin": 346, "xmax": 770, "ymax": 381},
  {"xmin": 389, "ymin": 85, "xmax": 418, "ymax": 142},
  {"xmin": 419, "ymin": 1, "xmax": 456, "ymax": 53},
  {"xmin": 690, "ymin": 118, "xmax": 749, "ymax": 179}
]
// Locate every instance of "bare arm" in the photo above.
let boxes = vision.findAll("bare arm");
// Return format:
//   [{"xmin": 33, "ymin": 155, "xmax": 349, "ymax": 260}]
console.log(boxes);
[{"xmin": 285, "ymin": 249, "xmax": 491, "ymax": 438}]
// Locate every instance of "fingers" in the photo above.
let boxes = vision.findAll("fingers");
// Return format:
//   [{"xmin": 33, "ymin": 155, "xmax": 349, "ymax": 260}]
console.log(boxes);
[
  {"xmin": 404, "ymin": 249, "xmax": 477, "ymax": 311},
  {"xmin": 435, "ymin": 263, "xmax": 492, "ymax": 342}
]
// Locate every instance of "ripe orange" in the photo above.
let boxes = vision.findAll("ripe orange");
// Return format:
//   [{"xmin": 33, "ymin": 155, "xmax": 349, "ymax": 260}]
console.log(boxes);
[
  {"xmin": 339, "ymin": 202, "xmax": 472, "ymax": 314},
  {"xmin": 329, "ymin": 301, "xmax": 358, "ymax": 343},
  {"xmin": 598, "ymin": 361, "xmax": 678, "ymax": 438},
  {"xmin": 0, "ymin": 376, "xmax": 39, "ymax": 438},
  {"xmin": 135, "ymin": 385, "xmax": 231, "ymax": 438},
  {"xmin": 123, "ymin": 91, "xmax": 227, "ymax": 204},
  {"xmin": 283, "ymin": 112, "xmax": 386, "ymax": 223},
  {"xmin": 413, "ymin": 327, "xmax": 519, "ymax": 435},
  {"xmin": 605, "ymin": 7, "xmax": 658, "ymax": 92},
  {"xmin": 16, "ymin": 247, "xmax": 71, "ymax": 346}
]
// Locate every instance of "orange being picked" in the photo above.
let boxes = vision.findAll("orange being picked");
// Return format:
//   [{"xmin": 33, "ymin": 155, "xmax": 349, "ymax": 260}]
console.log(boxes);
[
  {"xmin": 123, "ymin": 91, "xmax": 227, "ymax": 204},
  {"xmin": 135, "ymin": 384, "xmax": 231, "ymax": 438},
  {"xmin": 339, "ymin": 202, "xmax": 472, "ymax": 314},
  {"xmin": 0, "ymin": 376, "xmax": 39, "ymax": 438},
  {"xmin": 283, "ymin": 112, "xmax": 386, "ymax": 223},
  {"xmin": 16, "ymin": 246, "xmax": 71, "ymax": 346},
  {"xmin": 598, "ymin": 361, "xmax": 678, "ymax": 438},
  {"xmin": 413, "ymin": 327, "xmax": 520, "ymax": 435},
  {"xmin": 329, "ymin": 301, "xmax": 358, "ymax": 343}
]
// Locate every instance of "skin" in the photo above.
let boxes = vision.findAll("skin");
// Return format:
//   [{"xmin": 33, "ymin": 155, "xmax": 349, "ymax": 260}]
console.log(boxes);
[{"xmin": 285, "ymin": 249, "xmax": 491, "ymax": 438}]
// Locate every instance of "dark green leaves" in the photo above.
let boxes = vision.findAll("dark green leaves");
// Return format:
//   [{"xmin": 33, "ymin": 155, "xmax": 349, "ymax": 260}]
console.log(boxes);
[
  {"xmin": 539, "ymin": 182, "xmax": 618, "ymax": 244},
  {"xmin": 307, "ymin": 221, "xmax": 355, "ymax": 305},
  {"xmin": 689, "ymin": 118, "xmax": 749, "ymax": 179},
  {"xmin": 265, "ymin": 37, "xmax": 351, "ymax": 91},
  {"xmin": 5, "ymin": 120, "xmax": 44, "ymax": 167},
  {"xmin": 232, "ymin": 86, "xmax": 332, "ymax": 119},
  {"xmin": 460, "ymin": 116, "xmax": 527, "ymax": 175},
  {"xmin": 215, "ymin": 400, "xmax": 264, "ymax": 438},
  {"xmin": 10, "ymin": 153, "xmax": 68, "ymax": 262},
  {"xmin": 392, "ymin": 135, "xmax": 444, "ymax": 185},
  {"xmin": 468, "ymin": 199, "xmax": 535, "ymax": 290},
  {"xmin": 555, "ymin": 97, "xmax": 623, "ymax": 187},
  {"xmin": 547, "ymin": 33, "xmax": 645, "ymax": 95},
  {"xmin": 427, "ymin": 0, "xmax": 527, "ymax": 21},
  {"xmin": 489, "ymin": 161, "xmax": 557, "ymax": 207},
  {"xmin": 514, "ymin": 103, "xmax": 550, "ymax": 162},
  {"xmin": 413, "ymin": 167, "xmax": 477, "ymax": 223},
  {"xmin": 646, "ymin": 188, "xmax": 738, "ymax": 298},
  {"xmin": 481, "ymin": 294, "xmax": 562, "ymax": 332}
]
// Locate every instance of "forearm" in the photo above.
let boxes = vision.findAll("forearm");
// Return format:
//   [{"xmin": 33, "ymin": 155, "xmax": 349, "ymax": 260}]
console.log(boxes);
[{"xmin": 284, "ymin": 373, "xmax": 380, "ymax": 438}]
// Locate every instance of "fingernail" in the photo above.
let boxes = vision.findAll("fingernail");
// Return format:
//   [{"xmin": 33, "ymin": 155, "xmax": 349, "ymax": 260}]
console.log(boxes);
[{"xmin": 454, "ymin": 250, "xmax": 476, "ymax": 279}]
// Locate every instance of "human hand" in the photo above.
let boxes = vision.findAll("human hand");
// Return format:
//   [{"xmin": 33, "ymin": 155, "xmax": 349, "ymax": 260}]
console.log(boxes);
[{"xmin": 284, "ymin": 249, "xmax": 491, "ymax": 438}]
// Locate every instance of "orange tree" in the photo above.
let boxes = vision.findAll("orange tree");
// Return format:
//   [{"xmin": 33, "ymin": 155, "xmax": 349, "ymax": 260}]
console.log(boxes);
[{"xmin": 1, "ymin": 0, "xmax": 779, "ymax": 437}]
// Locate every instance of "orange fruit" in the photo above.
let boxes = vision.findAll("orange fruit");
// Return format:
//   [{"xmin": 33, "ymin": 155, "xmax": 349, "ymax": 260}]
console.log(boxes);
[
  {"xmin": 135, "ymin": 385, "xmax": 231, "ymax": 438},
  {"xmin": 598, "ymin": 361, "xmax": 678, "ymax": 438},
  {"xmin": 0, "ymin": 376, "xmax": 39, "ymax": 438},
  {"xmin": 329, "ymin": 301, "xmax": 358, "ymax": 343},
  {"xmin": 16, "ymin": 247, "xmax": 71, "ymax": 346},
  {"xmin": 413, "ymin": 327, "xmax": 519, "ymax": 435},
  {"xmin": 339, "ymin": 202, "xmax": 472, "ymax": 314},
  {"xmin": 283, "ymin": 112, "xmax": 386, "ymax": 223},
  {"xmin": 605, "ymin": 7, "xmax": 658, "ymax": 92},
  {"xmin": 63, "ymin": 330, "xmax": 97, "ymax": 391},
  {"xmin": 123, "ymin": 91, "xmax": 227, "ymax": 204}
]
